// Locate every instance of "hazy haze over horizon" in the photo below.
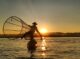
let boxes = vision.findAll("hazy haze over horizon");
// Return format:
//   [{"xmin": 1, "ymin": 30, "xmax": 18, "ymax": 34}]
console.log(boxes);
[{"xmin": 0, "ymin": 0, "xmax": 80, "ymax": 34}]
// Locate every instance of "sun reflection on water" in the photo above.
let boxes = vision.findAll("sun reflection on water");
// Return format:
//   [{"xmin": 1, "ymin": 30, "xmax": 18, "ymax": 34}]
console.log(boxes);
[
  {"xmin": 41, "ymin": 37, "xmax": 47, "ymax": 51},
  {"xmin": 41, "ymin": 37, "xmax": 47, "ymax": 57},
  {"xmin": 42, "ymin": 52, "xmax": 46, "ymax": 58}
]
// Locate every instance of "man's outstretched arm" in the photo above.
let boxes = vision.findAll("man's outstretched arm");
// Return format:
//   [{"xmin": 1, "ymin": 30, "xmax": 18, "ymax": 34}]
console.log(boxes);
[{"xmin": 36, "ymin": 27, "xmax": 43, "ymax": 40}]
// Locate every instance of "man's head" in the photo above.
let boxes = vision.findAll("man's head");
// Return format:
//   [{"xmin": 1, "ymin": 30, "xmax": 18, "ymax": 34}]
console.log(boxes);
[{"xmin": 32, "ymin": 22, "xmax": 37, "ymax": 25}]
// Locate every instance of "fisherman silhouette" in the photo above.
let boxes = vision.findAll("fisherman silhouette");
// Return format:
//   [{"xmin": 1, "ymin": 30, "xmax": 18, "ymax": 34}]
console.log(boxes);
[
  {"xmin": 21, "ymin": 22, "xmax": 42, "ymax": 40},
  {"xmin": 21, "ymin": 22, "xmax": 42, "ymax": 55}
]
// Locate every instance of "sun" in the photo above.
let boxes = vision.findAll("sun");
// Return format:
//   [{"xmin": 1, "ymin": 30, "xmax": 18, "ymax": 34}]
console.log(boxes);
[{"xmin": 40, "ymin": 28, "xmax": 48, "ymax": 34}]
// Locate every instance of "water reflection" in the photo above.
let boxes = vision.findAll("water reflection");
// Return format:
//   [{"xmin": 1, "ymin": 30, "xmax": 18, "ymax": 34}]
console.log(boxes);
[
  {"xmin": 27, "ymin": 39, "xmax": 37, "ymax": 59},
  {"xmin": 29, "ymin": 53, "xmax": 35, "ymax": 59},
  {"xmin": 28, "ymin": 37, "xmax": 47, "ymax": 58},
  {"xmin": 41, "ymin": 37, "xmax": 47, "ymax": 58}
]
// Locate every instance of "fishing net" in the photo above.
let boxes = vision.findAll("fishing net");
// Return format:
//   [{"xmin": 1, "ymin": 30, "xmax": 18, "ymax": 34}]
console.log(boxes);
[{"xmin": 3, "ymin": 16, "xmax": 31, "ymax": 39}]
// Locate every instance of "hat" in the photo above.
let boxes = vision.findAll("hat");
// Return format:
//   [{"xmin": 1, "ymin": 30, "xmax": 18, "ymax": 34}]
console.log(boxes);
[{"xmin": 32, "ymin": 22, "xmax": 37, "ymax": 25}]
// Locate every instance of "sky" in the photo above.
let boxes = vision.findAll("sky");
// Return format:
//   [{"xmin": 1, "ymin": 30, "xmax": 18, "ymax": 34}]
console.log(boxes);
[{"xmin": 0, "ymin": 0, "xmax": 80, "ymax": 34}]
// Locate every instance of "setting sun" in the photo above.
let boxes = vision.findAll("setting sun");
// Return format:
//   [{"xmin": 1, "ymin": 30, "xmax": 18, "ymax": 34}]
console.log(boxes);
[{"xmin": 40, "ymin": 28, "xmax": 48, "ymax": 34}]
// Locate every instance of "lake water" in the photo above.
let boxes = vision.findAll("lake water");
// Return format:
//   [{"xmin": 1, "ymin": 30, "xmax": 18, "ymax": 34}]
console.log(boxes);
[{"xmin": 0, "ymin": 37, "xmax": 80, "ymax": 59}]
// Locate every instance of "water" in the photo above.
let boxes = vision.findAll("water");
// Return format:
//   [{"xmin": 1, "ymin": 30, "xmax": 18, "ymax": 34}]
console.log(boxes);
[{"xmin": 0, "ymin": 37, "xmax": 80, "ymax": 59}]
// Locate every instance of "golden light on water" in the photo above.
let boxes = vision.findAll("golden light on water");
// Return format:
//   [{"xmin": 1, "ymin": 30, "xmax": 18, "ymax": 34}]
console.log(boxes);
[
  {"xmin": 41, "ymin": 37, "xmax": 47, "ymax": 51},
  {"xmin": 41, "ymin": 37, "xmax": 47, "ymax": 57},
  {"xmin": 42, "ymin": 52, "xmax": 45, "ymax": 56},
  {"xmin": 42, "ymin": 46, "xmax": 46, "ymax": 51}
]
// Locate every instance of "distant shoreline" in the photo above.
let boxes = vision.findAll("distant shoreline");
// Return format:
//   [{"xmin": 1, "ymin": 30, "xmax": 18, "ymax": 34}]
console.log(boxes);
[{"xmin": 0, "ymin": 32, "xmax": 80, "ymax": 38}]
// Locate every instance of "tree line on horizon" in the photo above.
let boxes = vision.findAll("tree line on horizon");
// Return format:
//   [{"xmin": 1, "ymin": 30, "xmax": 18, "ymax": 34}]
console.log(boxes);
[{"xmin": 0, "ymin": 32, "xmax": 80, "ymax": 38}]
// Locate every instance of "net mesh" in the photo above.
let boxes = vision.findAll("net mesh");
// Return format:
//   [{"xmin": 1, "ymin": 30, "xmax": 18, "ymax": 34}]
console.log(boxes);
[{"xmin": 3, "ymin": 16, "xmax": 31, "ymax": 36}]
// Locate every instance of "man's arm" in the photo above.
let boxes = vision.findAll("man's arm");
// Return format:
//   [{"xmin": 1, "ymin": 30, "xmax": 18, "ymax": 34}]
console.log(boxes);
[{"xmin": 36, "ymin": 27, "xmax": 42, "ymax": 40}]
